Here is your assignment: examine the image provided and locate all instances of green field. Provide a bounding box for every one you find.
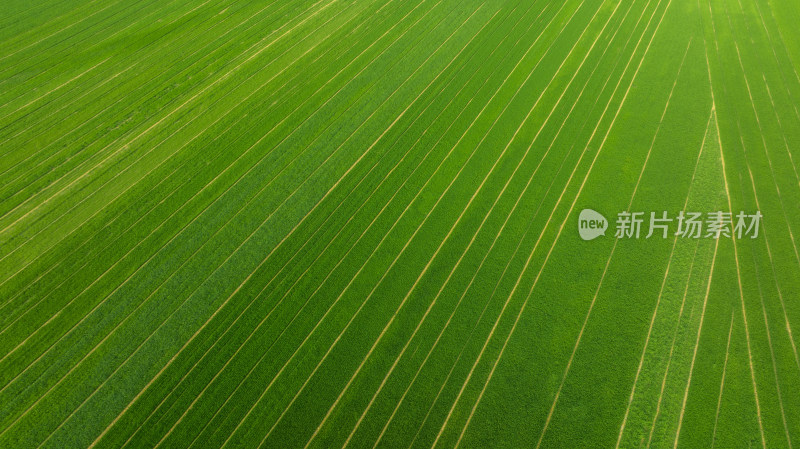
[1,0,799,447]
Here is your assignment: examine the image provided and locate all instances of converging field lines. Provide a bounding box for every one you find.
[3,0,800,447]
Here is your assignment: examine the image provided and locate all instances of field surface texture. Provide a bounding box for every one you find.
[1,0,800,447]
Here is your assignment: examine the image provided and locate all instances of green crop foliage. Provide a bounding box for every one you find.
[1,0,799,447]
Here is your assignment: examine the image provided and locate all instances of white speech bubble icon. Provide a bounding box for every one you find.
[578,209,608,241]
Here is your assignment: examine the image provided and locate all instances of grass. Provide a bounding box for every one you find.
[1,0,800,447]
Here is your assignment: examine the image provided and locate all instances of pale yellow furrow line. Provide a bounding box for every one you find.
[762,77,800,215]
[384,2,655,445]
[533,12,675,442]
[0,0,300,185]
[0,0,408,340]
[0,1,428,438]
[433,0,668,441]
[184,44,486,449]
[312,0,626,446]
[0,0,336,235]
[459,1,672,444]
[0,4,353,318]
[723,0,792,443]
[755,1,800,100]
[438,0,663,438]
[0,0,360,379]
[0,61,138,150]
[0,0,341,280]
[645,240,703,447]
[190,18,491,447]
[0,0,111,65]
[613,63,703,447]
[227,4,554,438]
[212,7,493,447]
[0,2,384,316]
[741,155,793,448]
[0,0,200,126]
[752,0,800,125]
[173,9,496,449]
[0,58,110,124]
[691,2,765,444]
[24,3,452,445]
[711,310,736,449]
[727,4,800,373]
[299,10,512,449]
[0,0,204,102]
[0,0,218,150]
[671,211,721,449]
[143,27,470,449]
[85,3,417,446]
[713,112,766,447]
[459,10,680,449]
[326,4,614,444]
[355,1,639,445]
